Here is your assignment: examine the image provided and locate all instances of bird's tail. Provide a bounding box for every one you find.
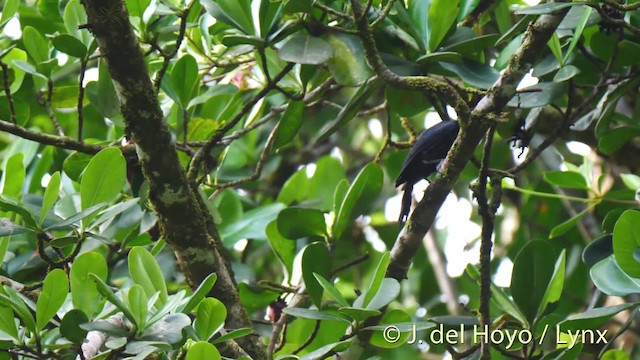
[398,184,413,226]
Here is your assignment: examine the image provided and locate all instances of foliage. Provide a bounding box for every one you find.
[0,0,640,359]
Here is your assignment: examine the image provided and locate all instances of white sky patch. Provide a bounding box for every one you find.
[493,258,514,288]
[424,111,442,128]
[3,17,21,40]
[56,52,69,66]
[566,141,591,156]
[446,105,458,120]
[523,0,541,5]
[233,239,248,252]
[517,70,539,90]
[368,118,383,139]
[305,163,316,178]
[511,146,529,164]
[83,67,99,87]
[444,221,482,277]
[41,173,52,188]
[363,221,387,252]
[330,147,344,163]
[384,192,403,223]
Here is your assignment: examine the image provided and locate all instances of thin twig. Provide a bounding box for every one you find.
[292,320,321,355]
[153,1,192,92]
[370,0,397,28]
[0,61,17,124]
[77,58,87,141]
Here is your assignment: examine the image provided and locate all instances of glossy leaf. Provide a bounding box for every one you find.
[369,309,412,348]
[549,207,589,239]
[277,207,326,239]
[510,241,557,323]
[0,305,19,341]
[36,268,69,331]
[186,341,221,360]
[40,171,60,224]
[71,252,108,317]
[515,2,578,15]
[559,303,639,332]
[282,307,350,323]
[613,210,640,278]
[359,252,390,309]
[194,297,226,341]
[266,220,296,281]
[274,100,304,151]
[313,273,349,307]
[80,148,126,210]
[0,287,36,333]
[537,250,565,319]
[23,26,49,64]
[324,33,372,86]
[127,285,148,329]
[170,55,199,107]
[179,273,217,314]
[591,256,640,296]
[125,0,152,18]
[60,309,89,343]
[129,246,168,305]
[277,35,333,65]
[221,203,286,245]
[200,0,254,34]
[52,34,87,58]
[301,242,330,308]
[333,163,383,239]
[1,153,24,198]
[564,7,592,63]
[428,0,459,51]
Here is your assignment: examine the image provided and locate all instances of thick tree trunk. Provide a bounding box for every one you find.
[80,1,265,358]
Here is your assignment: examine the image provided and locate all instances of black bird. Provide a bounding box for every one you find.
[395,121,459,225]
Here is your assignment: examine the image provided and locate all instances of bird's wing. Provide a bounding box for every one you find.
[395,121,459,187]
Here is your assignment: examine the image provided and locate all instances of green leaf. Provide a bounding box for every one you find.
[64,0,91,45]
[129,246,168,306]
[549,207,589,239]
[282,307,350,323]
[211,327,253,344]
[277,207,327,239]
[428,0,459,51]
[583,234,613,267]
[0,197,37,229]
[360,252,390,309]
[186,341,221,360]
[36,268,69,331]
[598,127,640,155]
[0,0,19,26]
[125,0,152,18]
[547,32,563,66]
[273,100,304,151]
[40,171,60,224]
[23,26,49,64]
[559,303,639,332]
[369,309,412,348]
[510,241,557,323]
[466,265,528,327]
[127,285,148,329]
[0,306,19,341]
[553,65,580,83]
[416,51,462,64]
[337,307,381,323]
[507,82,564,108]
[89,273,136,323]
[315,78,381,144]
[544,171,588,189]
[1,153,24,198]
[38,0,63,22]
[200,0,254,34]
[0,235,10,263]
[333,163,383,239]
[221,203,286,246]
[12,59,47,80]
[324,33,373,86]
[140,313,191,343]
[60,309,88,343]
[601,350,631,360]
[179,273,217,314]
[0,219,27,237]
[564,7,591,63]
[537,250,565,319]
[71,252,108,317]
[277,35,333,64]
[613,210,640,278]
[301,242,330,308]
[591,256,640,296]
[515,2,579,15]
[170,55,199,107]
[385,88,431,117]
[80,148,126,210]
[52,34,87,58]
[266,220,296,282]
[85,59,122,120]
[440,60,500,89]
[0,287,36,333]
[621,174,640,190]
[45,203,106,231]
[194,297,226,341]
[313,273,349,307]
[298,340,352,360]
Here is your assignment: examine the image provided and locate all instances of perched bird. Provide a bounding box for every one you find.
[395,121,459,225]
